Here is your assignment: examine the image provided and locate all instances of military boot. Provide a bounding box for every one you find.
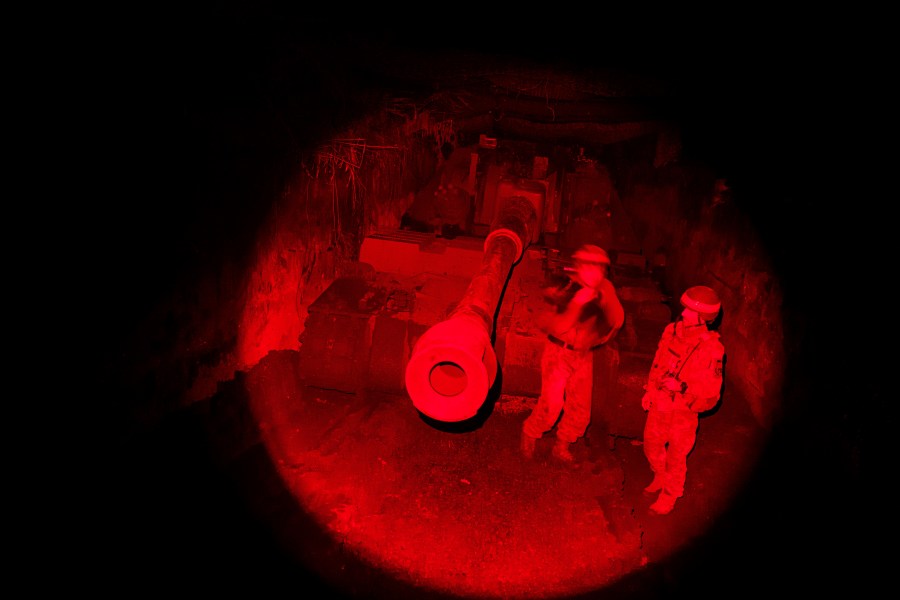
[552,439,575,463]
[649,491,677,515]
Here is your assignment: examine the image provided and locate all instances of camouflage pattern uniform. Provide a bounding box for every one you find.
[642,320,725,499]
[523,277,624,444]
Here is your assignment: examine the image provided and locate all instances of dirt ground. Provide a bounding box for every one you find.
[92,347,771,599]
[89,337,884,600]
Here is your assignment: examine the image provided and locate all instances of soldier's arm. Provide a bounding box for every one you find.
[645,323,675,389]
[593,281,625,345]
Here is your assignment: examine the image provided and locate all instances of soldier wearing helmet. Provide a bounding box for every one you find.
[640,285,726,515]
[521,244,625,464]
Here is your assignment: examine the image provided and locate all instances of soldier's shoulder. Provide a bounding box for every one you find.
[701,331,725,351]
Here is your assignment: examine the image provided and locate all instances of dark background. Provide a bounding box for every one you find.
[81,10,887,598]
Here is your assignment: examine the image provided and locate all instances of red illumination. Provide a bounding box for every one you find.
[430,362,468,397]
[244,347,766,598]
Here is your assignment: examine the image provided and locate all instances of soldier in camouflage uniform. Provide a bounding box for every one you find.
[641,285,725,514]
[521,245,625,464]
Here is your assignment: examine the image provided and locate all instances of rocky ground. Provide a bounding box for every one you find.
[95,347,778,599]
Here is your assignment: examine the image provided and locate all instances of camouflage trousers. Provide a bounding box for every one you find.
[642,409,699,497]
[523,341,593,443]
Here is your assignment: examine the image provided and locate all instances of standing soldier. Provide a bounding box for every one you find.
[641,285,725,514]
[521,244,625,464]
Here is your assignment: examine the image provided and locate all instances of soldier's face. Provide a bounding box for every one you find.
[681,307,702,325]
[577,262,605,288]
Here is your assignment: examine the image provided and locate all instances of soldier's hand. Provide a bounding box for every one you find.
[660,376,682,392]
[573,286,598,305]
